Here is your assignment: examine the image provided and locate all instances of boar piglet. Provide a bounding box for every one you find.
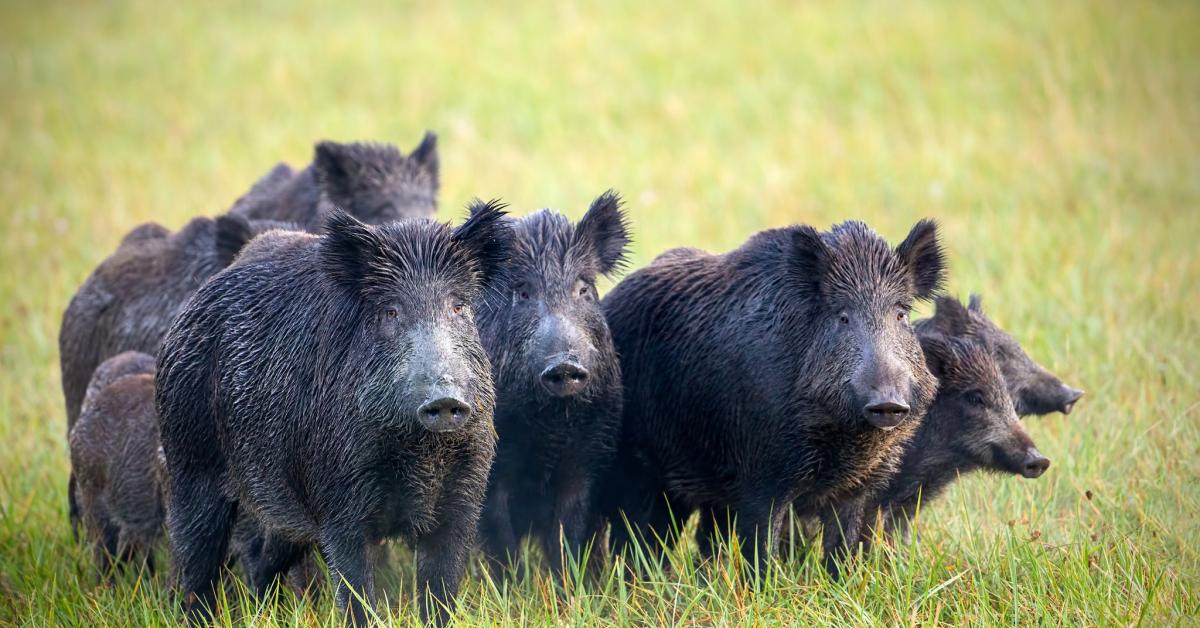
[156,204,512,625]
[60,213,296,531]
[477,191,630,576]
[70,352,163,578]
[917,294,1083,416]
[600,219,945,572]
[233,131,439,231]
[856,331,1051,546]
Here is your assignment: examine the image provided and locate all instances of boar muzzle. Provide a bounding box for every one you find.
[540,358,590,398]
[417,394,473,432]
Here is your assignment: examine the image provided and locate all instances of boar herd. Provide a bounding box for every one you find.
[58,132,1084,624]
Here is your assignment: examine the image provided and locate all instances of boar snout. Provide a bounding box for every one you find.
[540,358,590,398]
[417,393,473,432]
[862,399,911,430]
[1020,448,1051,478]
[1060,386,1084,415]
[855,344,915,430]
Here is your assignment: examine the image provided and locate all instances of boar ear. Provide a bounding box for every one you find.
[319,209,383,290]
[575,189,632,276]
[789,225,830,295]
[410,131,439,181]
[968,292,984,314]
[920,333,958,381]
[895,219,946,300]
[930,295,971,336]
[213,214,258,268]
[314,141,358,205]
[456,199,514,291]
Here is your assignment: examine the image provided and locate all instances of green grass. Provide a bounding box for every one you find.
[1,0,1198,624]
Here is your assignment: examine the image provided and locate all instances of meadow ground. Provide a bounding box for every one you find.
[1,0,1197,625]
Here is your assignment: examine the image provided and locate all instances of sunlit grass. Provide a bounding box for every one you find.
[1,0,1197,624]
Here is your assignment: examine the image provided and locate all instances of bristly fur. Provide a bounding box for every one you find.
[598,218,945,575]
[475,192,630,576]
[319,201,513,304]
[233,132,440,230]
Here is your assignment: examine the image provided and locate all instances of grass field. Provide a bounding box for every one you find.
[1,0,1198,624]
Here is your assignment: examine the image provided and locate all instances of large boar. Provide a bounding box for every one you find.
[156,205,512,625]
[599,220,945,570]
[476,192,630,575]
[232,132,439,230]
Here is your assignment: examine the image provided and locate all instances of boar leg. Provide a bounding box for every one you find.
[544,474,593,577]
[480,484,520,577]
[416,514,475,626]
[732,500,785,575]
[168,474,236,623]
[248,532,307,598]
[319,530,374,626]
[820,497,867,580]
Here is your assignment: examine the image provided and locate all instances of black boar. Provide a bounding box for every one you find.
[60,213,295,531]
[69,352,163,577]
[232,132,439,231]
[156,204,512,625]
[599,219,945,569]
[476,191,630,576]
[917,294,1083,416]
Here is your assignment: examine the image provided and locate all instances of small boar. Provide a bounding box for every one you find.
[476,192,630,576]
[599,219,945,570]
[69,352,162,577]
[857,331,1051,545]
[232,132,439,231]
[60,213,296,532]
[917,295,1083,416]
[156,205,512,625]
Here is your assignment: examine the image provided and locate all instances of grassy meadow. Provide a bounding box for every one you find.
[1,0,1198,624]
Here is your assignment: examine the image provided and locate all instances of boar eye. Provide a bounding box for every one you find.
[838,312,850,326]
[451,303,466,316]
[385,308,398,319]
[964,390,986,406]
[576,281,591,300]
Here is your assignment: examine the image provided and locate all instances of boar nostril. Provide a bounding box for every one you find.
[1021,449,1050,478]
[540,362,590,398]
[862,401,910,430]
[417,397,472,432]
[1060,387,1084,415]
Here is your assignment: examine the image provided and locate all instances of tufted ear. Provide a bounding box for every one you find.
[575,189,632,276]
[968,292,984,314]
[410,130,439,182]
[895,219,946,300]
[456,199,514,292]
[789,225,831,296]
[920,332,959,381]
[213,214,258,268]
[314,141,360,207]
[319,209,384,290]
[928,295,972,336]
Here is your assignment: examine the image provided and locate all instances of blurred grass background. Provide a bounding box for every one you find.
[1,0,1197,624]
